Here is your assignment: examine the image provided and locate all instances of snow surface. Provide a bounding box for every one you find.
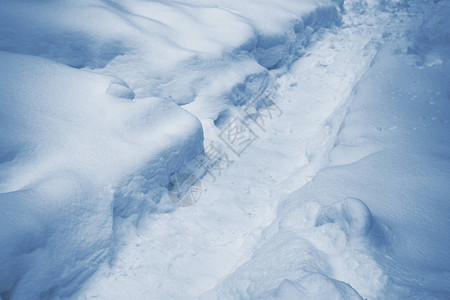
[1,0,449,299]
[0,51,203,299]
[203,2,450,299]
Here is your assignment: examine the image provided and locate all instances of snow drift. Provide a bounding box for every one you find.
[0,52,203,298]
[0,0,343,298]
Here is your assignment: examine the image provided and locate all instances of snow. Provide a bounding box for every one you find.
[0,52,203,298]
[0,0,342,298]
[73,2,386,299]
[1,0,449,299]
[200,1,450,299]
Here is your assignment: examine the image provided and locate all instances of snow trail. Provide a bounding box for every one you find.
[1,0,446,298]
[75,4,399,299]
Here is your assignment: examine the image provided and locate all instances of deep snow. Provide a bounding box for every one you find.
[205,2,450,297]
[0,51,203,299]
[0,0,449,299]
[0,0,342,298]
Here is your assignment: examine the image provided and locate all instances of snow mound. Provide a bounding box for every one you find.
[0,0,342,103]
[0,51,203,299]
[271,275,363,300]
[0,0,344,297]
[203,196,385,299]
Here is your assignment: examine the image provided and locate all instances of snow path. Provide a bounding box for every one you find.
[76,7,397,300]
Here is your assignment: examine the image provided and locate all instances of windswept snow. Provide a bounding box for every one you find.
[1,0,449,299]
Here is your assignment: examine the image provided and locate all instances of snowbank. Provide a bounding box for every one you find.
[0,0,344,298]
[0,0,342,107]
[0,52,203,299]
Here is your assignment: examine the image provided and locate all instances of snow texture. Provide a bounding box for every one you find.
[0,0,449,299]
[0,0,342,298]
